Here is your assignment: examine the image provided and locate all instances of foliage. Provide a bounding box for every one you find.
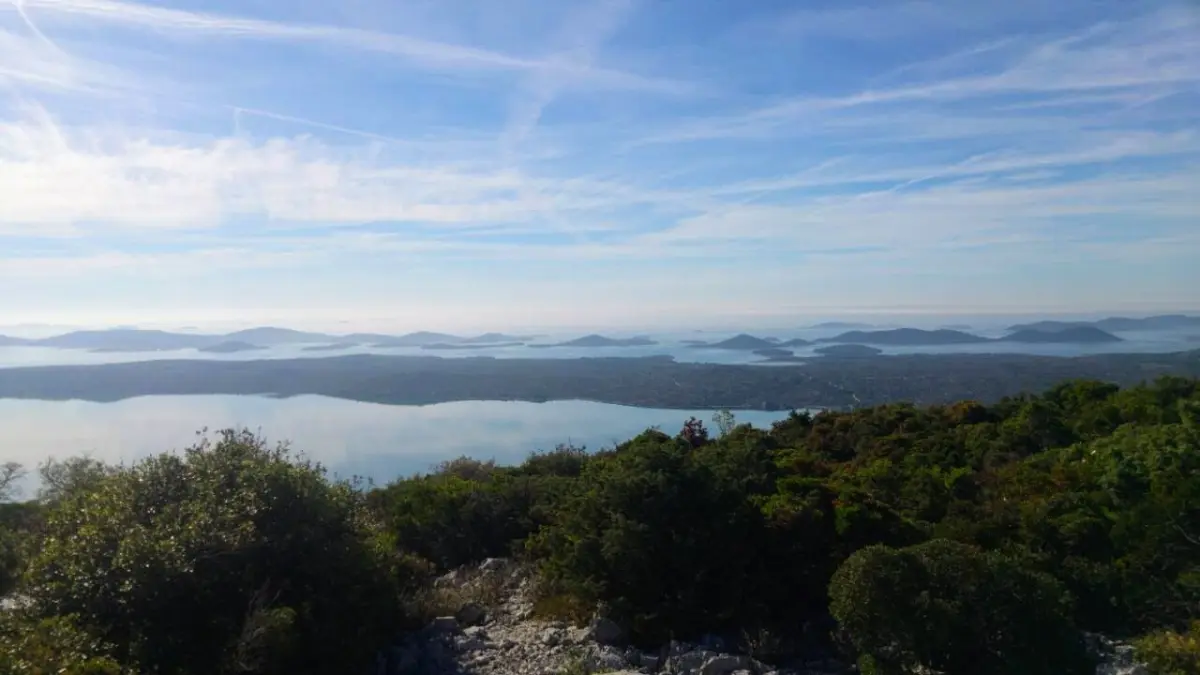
[36,456,116,504]
[530,429,770,643]
[1137,622,1200,675]
[21,429,407,675]
[2,376,1199,669]
[829,539,1092,675]
[0,462,23,502]
[0,612,125,675]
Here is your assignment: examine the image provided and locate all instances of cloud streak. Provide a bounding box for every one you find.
[0,0,1197,324]
[16,0,692,95]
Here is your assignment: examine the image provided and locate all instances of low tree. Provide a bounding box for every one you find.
[24,429,408,675]
[829,539,1093,675]
[0,463,23,502]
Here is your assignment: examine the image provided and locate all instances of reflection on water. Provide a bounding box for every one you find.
[0,396,793,493]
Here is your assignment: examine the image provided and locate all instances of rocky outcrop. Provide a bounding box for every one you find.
[373,560,1147,675]
[374,559,845,675]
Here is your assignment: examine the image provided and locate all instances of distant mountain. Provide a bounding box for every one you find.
[422,342,525,351]
[36,329,216,351]
[777,338,812,347]
[815,344,883,358]
[820,329,991,346]
[0,335,30,346]
[692,334,777,350]
[1008,315,1200,333]
[372,332,464,348]
[940,324,973,331]
[1000,327,1123,344]
[198,341,267,354]
[532,335,657,348]
[302,343,360,352]
[222,327,334,345]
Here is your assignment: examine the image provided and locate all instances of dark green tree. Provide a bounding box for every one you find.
[830,539,1093,675]
[24,429,408,675]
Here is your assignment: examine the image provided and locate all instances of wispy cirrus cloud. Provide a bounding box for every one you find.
[13,0,693,95]
[0,0,1196,327]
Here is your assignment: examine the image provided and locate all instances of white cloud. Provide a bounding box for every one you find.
[0,0,1197,322]
[0,109,694,233]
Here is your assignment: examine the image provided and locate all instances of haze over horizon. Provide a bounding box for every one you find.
[2,0,1197,330]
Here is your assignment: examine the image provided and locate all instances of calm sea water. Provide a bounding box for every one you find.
[0,396,793,495]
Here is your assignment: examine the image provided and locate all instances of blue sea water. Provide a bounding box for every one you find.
[0,396,794,495]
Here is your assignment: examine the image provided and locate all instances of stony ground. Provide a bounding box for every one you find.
[375,558,845,675]
[373,558,1149,675]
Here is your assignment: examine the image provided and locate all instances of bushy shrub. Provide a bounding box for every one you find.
[24,429,408,675]
[829,539,1093,675]
[1137,622,1200,675]
[0,613,124,675]
[530,430,775,644]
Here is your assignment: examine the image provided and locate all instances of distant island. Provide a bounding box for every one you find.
[1000,327,1122,344]
[752,348,796,359]
[301,343,360,352]
[36,329,215,351]
[421,342,525,350]
[1008,314,1200,333]
[0,350,1196,411]
[808,322,874,330]
[0,327,540,353]
[197,341,267,354]
[0,319,1174,355]
[691,334,777,350]
[821,327,1123,346]
[371,332,466,348]
[529,335,657,348]
[689,334,812,350]
[458,333,534,344]
[221,328,332,345]
[815,344,884,358]
[820,329,991,346]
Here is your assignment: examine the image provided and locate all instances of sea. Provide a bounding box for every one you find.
[0,321,1195,494]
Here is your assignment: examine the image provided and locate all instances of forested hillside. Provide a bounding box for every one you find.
[1,377,1198,674]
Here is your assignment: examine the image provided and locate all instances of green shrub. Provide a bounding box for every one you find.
[1137,622,1200,675]
[24,429,408,675]
[530,430,772,644]
[0,613,125,675]
[829,539,1093,675]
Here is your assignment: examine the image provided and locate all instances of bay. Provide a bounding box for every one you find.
[0,396,793,495]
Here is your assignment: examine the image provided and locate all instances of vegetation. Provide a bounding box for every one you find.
[1,377,1198,673]
[0,349,1198,410]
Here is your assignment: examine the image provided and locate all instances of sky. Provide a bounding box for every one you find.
[0,0,1198,333]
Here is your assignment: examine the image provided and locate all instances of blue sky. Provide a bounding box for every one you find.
[0,0,1197,332]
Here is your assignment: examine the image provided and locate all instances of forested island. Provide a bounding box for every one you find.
[0,350,1198,410]
[2,377,1197,673]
